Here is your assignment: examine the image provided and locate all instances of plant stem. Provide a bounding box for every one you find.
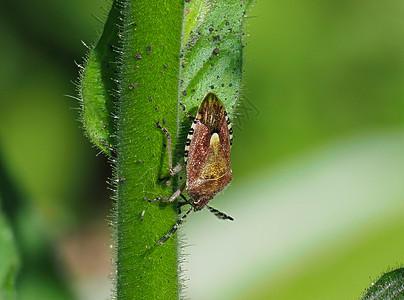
[115,0,184,299]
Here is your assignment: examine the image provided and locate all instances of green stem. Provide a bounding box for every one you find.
[115,0,184,298]
[80,0,252,298]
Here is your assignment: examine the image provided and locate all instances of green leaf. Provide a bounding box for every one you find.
[79,0,120,156]
[180,0,252,116]
[361,268,404,300]
[0,211,19,300]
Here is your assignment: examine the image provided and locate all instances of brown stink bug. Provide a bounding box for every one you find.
[149,92,234,244]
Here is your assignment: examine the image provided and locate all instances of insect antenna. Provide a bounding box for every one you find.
[157,207,193,245]
[206,205,234,221]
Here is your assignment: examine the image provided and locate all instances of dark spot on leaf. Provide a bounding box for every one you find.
[182,90,187,96]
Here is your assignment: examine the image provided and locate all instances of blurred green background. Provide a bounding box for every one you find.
[0,0,403,299]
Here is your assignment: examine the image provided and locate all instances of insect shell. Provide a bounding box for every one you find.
[184,92,234,211]
[151,93,234,244]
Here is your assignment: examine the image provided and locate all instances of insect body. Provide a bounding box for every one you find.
[151,93,234,244]
[185,93,233,210]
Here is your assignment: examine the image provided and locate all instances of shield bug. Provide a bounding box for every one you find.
[149,93,234,244]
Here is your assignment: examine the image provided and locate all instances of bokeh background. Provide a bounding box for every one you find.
[1,0,404,299]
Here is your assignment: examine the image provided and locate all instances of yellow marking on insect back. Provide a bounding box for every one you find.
[201,133,227,180]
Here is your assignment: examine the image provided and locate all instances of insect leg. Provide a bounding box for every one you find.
[156,120,183,175]
[145,195,167,203]
[206,205,234,221]
[144,182,186,203]
[167,182,186,203]
[180,103,195,121]
[157,207,193,245]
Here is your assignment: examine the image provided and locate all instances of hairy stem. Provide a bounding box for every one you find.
[115,0,184,299]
